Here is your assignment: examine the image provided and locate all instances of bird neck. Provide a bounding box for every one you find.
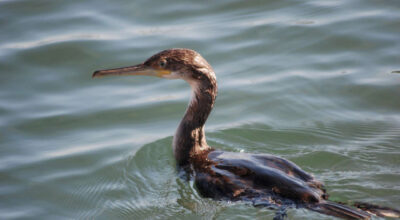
[173,75,217,166]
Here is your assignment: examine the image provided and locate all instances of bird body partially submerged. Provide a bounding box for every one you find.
[193,150,325,202]
[93,48,399,220]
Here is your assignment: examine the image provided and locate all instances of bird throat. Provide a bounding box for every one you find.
[173,76,217,166]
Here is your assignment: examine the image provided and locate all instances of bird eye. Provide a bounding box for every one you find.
[159,60,166,68]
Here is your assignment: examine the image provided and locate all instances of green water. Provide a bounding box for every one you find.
[1,0,400,219]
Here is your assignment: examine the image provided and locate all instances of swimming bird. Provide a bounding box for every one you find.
[93,48,400,220]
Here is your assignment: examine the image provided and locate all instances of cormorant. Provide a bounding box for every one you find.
[93,48,400,220]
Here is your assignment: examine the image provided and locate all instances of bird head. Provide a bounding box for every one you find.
[92,48,214,84]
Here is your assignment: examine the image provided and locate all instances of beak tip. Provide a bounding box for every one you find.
[92,70,100,78]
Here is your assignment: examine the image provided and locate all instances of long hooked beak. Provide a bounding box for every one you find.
[92,63,171,78]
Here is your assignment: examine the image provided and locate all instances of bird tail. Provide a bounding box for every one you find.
[307,201,371,220]
[354,202,400,218]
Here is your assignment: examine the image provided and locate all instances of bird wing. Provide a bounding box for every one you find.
[204,150,325,203]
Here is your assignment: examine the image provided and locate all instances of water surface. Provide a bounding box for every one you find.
[1,0,400,219]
